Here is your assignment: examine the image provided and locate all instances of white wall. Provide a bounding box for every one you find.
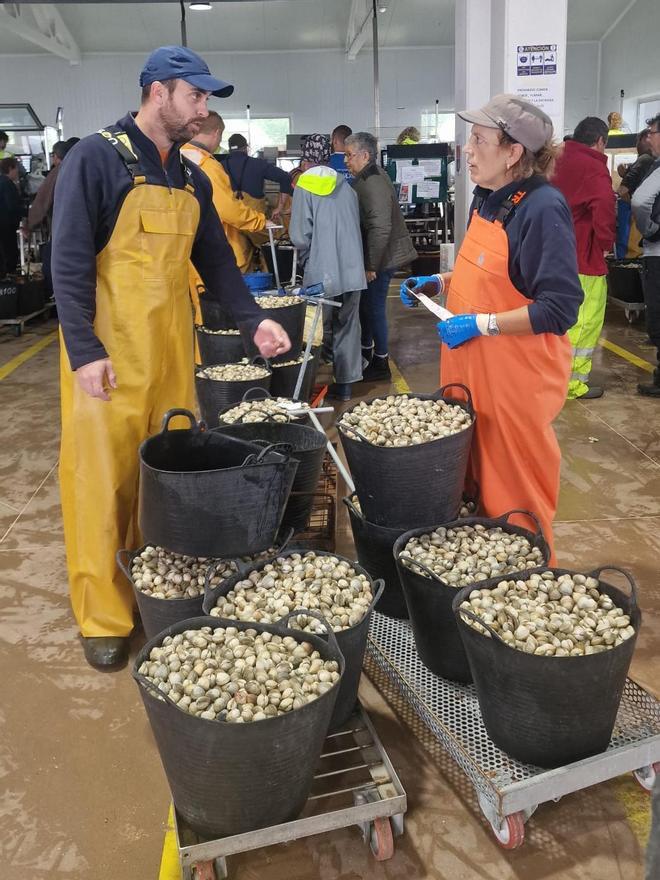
[564,41,600,134]
[0,47,454,146]
[599,0,660,130]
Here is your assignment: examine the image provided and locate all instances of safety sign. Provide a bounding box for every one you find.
[517,44,557,77]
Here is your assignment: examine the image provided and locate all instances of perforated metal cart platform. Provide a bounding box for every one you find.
[366,611,660,848]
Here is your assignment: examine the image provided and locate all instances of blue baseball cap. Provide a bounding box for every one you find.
[139,46,234,98]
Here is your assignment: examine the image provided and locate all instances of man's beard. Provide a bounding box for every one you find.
[160,102,201,144]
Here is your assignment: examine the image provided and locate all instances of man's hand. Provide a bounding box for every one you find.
[366,271,377,282]
[76,358,117,401]
[265,219,278,228]
[254,319,291,359]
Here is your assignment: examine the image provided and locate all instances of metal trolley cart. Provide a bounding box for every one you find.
[366,612,660,849]
[172,704,406,879]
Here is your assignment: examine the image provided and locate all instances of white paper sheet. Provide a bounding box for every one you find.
[394,159,413,183]
[416,180,441,199]
[400,165,426,185]
[418,159,442,176]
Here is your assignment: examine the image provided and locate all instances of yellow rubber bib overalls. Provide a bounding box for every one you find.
[59,129,199,637]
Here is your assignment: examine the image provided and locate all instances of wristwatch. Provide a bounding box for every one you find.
[487,313,501,336]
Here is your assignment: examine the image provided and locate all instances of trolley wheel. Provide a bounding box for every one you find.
[12,325,22,337]
[369,816,395,861]
[490,812,526,850]
[633,761,660,793]
[192,860,217,880]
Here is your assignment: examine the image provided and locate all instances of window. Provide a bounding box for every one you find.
[421,112,455,143]
[220,117,290,155]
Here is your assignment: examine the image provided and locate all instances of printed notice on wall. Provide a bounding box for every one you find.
[510,41,563,135]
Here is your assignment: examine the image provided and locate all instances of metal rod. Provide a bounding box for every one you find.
[314,762,379,781]
[307,782,378,802]
[372,0,380,138]
[179,0,187,46]
[267,224,281,290]
[246,103,251,150]
[320,744,370,759]
[306,409,356,494]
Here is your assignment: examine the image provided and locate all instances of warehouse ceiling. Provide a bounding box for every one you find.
[0,0,638,57]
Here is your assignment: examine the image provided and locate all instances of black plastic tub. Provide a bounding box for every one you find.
[195,358,272,428]
[196,326,247,366]
[0,279,18,319]
[343,495,408,619]
[217,388,311,427]
[394,510,550,683]
[269,345,320,401]
[242,297,306,362]
[16,277,46,314]
[338,385,475,529]
[198,296,238,331]
[133,612,344,838]
[138,409,298,558]
[202,551,384,730]
[216,422,327,533]
[116,529,294,641]
[453,566,641,768]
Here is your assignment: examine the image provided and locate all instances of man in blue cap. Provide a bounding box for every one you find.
[52,46,291,671]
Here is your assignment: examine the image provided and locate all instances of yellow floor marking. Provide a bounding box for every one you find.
[0,330,58,381]
[599,337,654,374]
[159,804,182,880]
[389,356,411,394]
[611,776,652,850]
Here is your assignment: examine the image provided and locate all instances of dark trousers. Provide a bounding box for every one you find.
[360,269,395,357]
[0,229,18,277]
[642,256,660,384]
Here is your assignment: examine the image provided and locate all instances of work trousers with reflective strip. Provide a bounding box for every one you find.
[567,274,608,399]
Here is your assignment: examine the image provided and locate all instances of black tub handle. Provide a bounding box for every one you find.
[337,420,370,443]
[438,383,474,414]
[242,387,273,402]
[367,579,385,613]
[116,548,134,582]
[588,566,639,616]
[455,604,510,648]
[396,549,444,584]
[342,495,364,522]
[251,355,271,372]
[203,556,239,595]
[276,608,342,659]
[497,508,544,539]
[160,408,199,433]
[242,441,292,467]
[232,526,295,576]
[136,671,176,705]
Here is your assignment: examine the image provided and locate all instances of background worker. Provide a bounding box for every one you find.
[0,130,13,159]
[401,95,582,558]
[631,114,660,398]
[220,132,293,224]
[182,110,275,337]
[328,124,353,180]
[0,157,22,276]
[289,134,366,401]
[619,129,655,259]
[345,131,417,381]
[396,126,421,145]
[553,116,616,400]
[52,45,290,671]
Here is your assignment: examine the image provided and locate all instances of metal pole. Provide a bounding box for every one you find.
[246,104,251,150]
[372,0,380,139]
[179,0,187,47]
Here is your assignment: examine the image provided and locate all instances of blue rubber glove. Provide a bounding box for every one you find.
[437,314,484,349]
[399,275,443,308]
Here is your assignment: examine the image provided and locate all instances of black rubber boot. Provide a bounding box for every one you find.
[578,386,604,399]
[326,382,352,401]
[81,636,130,670]
[361,354,391,382]
[638,382,660,397]
[361,346,374,367]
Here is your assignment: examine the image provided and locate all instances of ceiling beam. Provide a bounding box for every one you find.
[346,0,373,61]
[0,3,81,63]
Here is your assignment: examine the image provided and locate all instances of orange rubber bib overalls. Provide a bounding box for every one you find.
[440,186,571,560]
[59,129,199,637]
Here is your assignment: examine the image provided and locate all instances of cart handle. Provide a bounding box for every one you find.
[588,566,639,616]
[276,608,342,660]
[438,383,474,415]
[159,408,200,433]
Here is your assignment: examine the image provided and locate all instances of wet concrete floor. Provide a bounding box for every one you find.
[0,295,658,879]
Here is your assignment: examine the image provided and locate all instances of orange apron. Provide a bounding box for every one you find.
[440,210,571,560]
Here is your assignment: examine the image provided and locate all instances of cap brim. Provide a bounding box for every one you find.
[457,108,499,129]
[184,73,234,98]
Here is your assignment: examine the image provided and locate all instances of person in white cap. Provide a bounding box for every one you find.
[401,94,583,560]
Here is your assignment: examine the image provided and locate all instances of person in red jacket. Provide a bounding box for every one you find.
[553,117,616,399]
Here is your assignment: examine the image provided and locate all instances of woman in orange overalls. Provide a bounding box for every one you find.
[401,95,583,559]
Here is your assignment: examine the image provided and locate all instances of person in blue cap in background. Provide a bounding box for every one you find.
[52,46,291,671]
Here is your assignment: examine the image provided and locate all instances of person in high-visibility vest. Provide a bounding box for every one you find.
[401,95,583,559]
[52,46,291,670]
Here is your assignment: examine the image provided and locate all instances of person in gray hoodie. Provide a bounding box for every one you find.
[290,134,367,401]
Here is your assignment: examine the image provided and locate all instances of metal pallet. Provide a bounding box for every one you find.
[366,611,660,848]
[174,704,406,879]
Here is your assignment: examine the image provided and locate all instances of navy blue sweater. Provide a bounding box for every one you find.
[52,113,263,370]
[470,176,583,335]
[219,152,293,199]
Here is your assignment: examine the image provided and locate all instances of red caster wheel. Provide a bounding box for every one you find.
[633,762,660,793]
[490,812,525,850]
[192,861,217,880]
[369,816,395,861]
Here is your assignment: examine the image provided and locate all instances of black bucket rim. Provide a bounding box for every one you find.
[116,526,296,607]
[216,389,310,425]
[139,409,290,477]
[215,421,327,455]
[202,547,385,635]
[338,384,475,450]
[133,610,346,726]
[393,508,551,589]
[452,565,642,662]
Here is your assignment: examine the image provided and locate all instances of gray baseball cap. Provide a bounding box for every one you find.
[458,94,553,152]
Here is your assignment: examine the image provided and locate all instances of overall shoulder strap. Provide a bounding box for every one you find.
[221,153,248,199]
[97,126,144,184]
[494,175,547,226]
[178,153,196,194]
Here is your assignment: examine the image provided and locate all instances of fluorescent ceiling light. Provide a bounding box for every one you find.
[190,1,212,10]
[378,5,387,12]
